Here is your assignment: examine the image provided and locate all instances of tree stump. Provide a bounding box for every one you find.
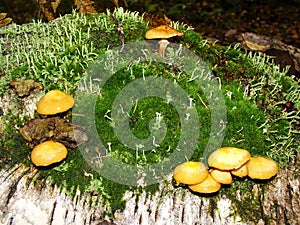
[0,155,299,225]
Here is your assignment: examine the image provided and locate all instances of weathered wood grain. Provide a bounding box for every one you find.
[0,156,299,225]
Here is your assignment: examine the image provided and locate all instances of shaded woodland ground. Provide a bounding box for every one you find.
[1,0,300,48]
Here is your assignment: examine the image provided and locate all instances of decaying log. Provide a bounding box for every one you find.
[0,156,299,225]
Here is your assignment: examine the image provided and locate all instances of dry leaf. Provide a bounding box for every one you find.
[0,13,7,20]
[242,33,270,52]
[0,17,13,27]
[51,0,61,13]
[111,0,119,8]
[75,0,96,14]
[243,40,270,51]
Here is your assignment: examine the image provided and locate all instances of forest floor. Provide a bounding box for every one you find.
[152,0,300,48]
[1,0,300,48]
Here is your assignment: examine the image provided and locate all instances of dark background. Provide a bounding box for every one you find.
[1,0,300,47]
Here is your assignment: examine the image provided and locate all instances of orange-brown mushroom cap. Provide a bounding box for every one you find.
[210,168,232,185]
[145,25,183,39]
[188,174,221,194]
[37,90,74,115]
[247,156,278,179]
[173,161,208,185]
[208,147,251,170]
[31,140,68,166]
[231,163,248,178]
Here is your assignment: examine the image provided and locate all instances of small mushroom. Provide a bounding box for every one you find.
[37,90,74,115]
[173,161,208,185]
[188,174,221,194]
[31,140,68,166]
[145,25,183,56]
[231,163,248,178]
[208,147,251,170]
[246,156,278,179]
[210,168,232,185]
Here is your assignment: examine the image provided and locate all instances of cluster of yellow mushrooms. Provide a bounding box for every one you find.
[30,90,74,166]
[173,147,279,194]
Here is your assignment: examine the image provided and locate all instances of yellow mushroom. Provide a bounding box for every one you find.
[231,163,248,178]
[31,140,68,166]
[246,156,278,179]
[145,25,183,56]
[173,161,208,185]
[208,147,251,170]
[188,174,221,194]
[210,168,232,185]
[145,25,183,39]
[37,90,74,115]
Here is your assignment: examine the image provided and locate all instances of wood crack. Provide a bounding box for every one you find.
[5,167,30,205]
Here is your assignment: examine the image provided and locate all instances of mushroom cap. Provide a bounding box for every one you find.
[173,161,208,185]
[188,174,221,194]
[210,168,232,185]
[231,163,248,178]
[145,25,184,39]
[247,156,278,179]
[31,140,68,166]
[37,90,74,115]
[208,147,251,170]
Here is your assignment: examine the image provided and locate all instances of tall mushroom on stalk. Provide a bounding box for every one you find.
[145,25,184,56]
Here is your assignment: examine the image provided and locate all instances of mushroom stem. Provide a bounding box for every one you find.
[158,39,169,57]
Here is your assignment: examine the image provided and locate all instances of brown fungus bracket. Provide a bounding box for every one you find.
[19,117,88,149]
[9,79,43,97]
[145,25,184,57]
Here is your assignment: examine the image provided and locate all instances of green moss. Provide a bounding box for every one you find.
[221,84,271,155]
[0,115,30,168]
[94,63,183,166]
[0,8,299,220]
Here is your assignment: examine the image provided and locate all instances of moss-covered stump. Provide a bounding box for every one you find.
[0,8,299,225]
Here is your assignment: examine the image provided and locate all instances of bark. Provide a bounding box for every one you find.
[0,156,299,225]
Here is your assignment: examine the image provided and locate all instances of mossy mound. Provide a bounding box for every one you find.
[0,8,299,218]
